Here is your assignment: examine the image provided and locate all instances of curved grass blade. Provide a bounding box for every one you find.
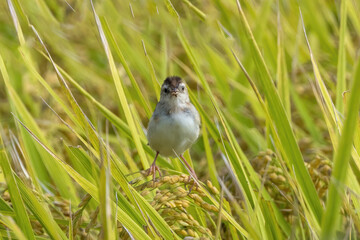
[30,25,100,159]
[4,2,78,201]
[0,55,78,202]
[14,115,153,240]
[0,132,35,240]
[335,0,347,114]
[14,175,68,240]
[91,1,149,169]
[181,0,206,21]
[276,2,290,119]
[99,134,115,240]
[235,0,323,224]
[100,18,152,117]
[0,215,27,240]
[321,58,360,240]
[142,40,160,100]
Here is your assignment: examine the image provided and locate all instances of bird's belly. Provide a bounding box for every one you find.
[147,113,199,157]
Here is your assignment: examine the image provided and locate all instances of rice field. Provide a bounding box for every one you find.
[0,0,360,239]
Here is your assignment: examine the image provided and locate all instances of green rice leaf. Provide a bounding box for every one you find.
[91,1,149,169]
[0,215,27,240]
[321,58,360,240]
[235,0,323,224]
[14,115,152,240]
[335,0,348,113]
[0,131,35,240]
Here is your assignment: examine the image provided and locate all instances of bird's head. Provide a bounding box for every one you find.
[160,76,189,103]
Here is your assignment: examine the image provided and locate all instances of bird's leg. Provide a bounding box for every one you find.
[180,155,198,192]
[147,152,161,181]
[180,155,198,179]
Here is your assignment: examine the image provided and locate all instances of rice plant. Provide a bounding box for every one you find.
[0,0,359,239]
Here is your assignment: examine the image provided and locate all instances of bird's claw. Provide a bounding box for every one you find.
[184,174,199,194]
[187,181,199,194]
[146,164,162,181]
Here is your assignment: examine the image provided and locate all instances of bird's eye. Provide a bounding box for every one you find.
[164,88,169,93]
[181,86,185,91]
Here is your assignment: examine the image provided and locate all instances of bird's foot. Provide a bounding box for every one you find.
[187,180,199,194]
[179,154,198,193]
[184,171,199,194]
[146,164,162,181]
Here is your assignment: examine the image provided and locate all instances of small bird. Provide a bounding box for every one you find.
[147,76,201,181]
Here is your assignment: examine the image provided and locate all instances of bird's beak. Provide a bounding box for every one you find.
[171,89,179,97]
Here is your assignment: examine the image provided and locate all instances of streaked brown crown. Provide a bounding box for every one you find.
[163,76,183,88]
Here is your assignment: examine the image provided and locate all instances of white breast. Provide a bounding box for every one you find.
[147,111,200,157]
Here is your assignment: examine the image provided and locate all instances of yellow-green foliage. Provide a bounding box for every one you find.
[0,0,360,239]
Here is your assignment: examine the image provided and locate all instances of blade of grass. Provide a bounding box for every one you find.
[231,50,293,236]
[63,144,98,185]
[261,201,283,240]
[99,17,152,118]
[202,124,219,189]
[290,86,323,143]
[91,1,149,169]
[14,175,68,240]
[320,58,360,239]
[30,25,101,160]
[0,215,27,240]
[142,40,160,100]
[99,127,115,240]
[0,131,35,240]
[0,52,78,202]
[181,0,206,21]
[14,115,153,240]
[5,1,79,200]
[7,0,25,46]
[335,0,348,113]
[0,196,13,214]
[235,0,323,224]
[300,7,360,219]
[276,2,290,119]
